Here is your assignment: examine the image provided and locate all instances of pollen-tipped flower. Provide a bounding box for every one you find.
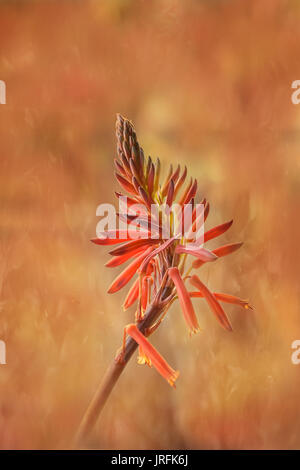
[91,114,251,387]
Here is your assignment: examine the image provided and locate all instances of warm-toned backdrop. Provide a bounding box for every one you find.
[1,0,300,449]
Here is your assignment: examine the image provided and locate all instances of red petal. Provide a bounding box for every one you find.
[105,247,146,267]
[204,220,233,243]
[115,192,141,208]
[121,154,132,177]
[190,275,232,331]
[168,267,200,334]
[129,158,141,183]
[189,291,252,309]
[192,241,242,269]
[115,172,136,195]
[91,230,135,245]
[166,179,175,206]
[171,164,181,184]
[182,179,197,205]
[188,203,205,238]
[173,166,187,199]
[153,158,161,193]
[126,324,179,387]
[213,293,252,309]
[204,202,210,222]
[179,177,192,206]
[175,246,217,262]
[123,278,139,310]
[109,239,157,256]
[117,213,150,232]
[148,163,155,195]
[138,186,151,210]
[114,159,127,176]
[141,276,150,310]
[161,164,173,196]
[108,247,153,293]
[212,242,243,257]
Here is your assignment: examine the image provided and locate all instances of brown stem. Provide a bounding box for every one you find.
[74,298,166,448]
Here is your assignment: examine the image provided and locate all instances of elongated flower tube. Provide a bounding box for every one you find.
[192,241,243,269]
[126,324,179,387]
[204,220,233,242]
[107,246,153,293]
[175,245,218,262]
[189,275,233,331]
[123,278,139,310]
[168,267,200,334]
[189,291,252,310]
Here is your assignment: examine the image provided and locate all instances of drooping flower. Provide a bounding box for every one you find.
[189,275,233,332]
[92,114,251,386]
[168,267,200,334]
[126,324,179,387]
[189,290,252,310]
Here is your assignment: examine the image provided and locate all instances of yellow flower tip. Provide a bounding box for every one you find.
[137,347,152,367]
[168,370,180,388]
[137,356,144,365]
[126,324,178,386]
[244,302,253,310]
[188,326,201,337]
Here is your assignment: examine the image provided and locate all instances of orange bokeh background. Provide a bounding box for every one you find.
[1,0,300,449]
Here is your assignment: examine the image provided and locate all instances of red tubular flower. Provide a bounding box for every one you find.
[168,267,200,334]
[92,114,251,387]
[105,245,150,267]
[189,275,233,331]
[109,239,157,257]
[107,247,153,293]
[126,324,179,387]
[175,245,218,262]
[173,165,187,198]
[192,241,243,269]
[141,276,153,311]
[204,220,233,243]
[123,278,139,310]
[189,291,252,310]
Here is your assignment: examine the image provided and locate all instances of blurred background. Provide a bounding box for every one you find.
[1,0,300,450]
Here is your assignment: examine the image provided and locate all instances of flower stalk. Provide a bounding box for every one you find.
[75,290,169,447]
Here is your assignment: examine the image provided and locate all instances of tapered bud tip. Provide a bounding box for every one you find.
[244,302,253,310]
[168,370,180,388]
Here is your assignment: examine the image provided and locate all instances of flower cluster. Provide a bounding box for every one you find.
[92,114,251,387]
